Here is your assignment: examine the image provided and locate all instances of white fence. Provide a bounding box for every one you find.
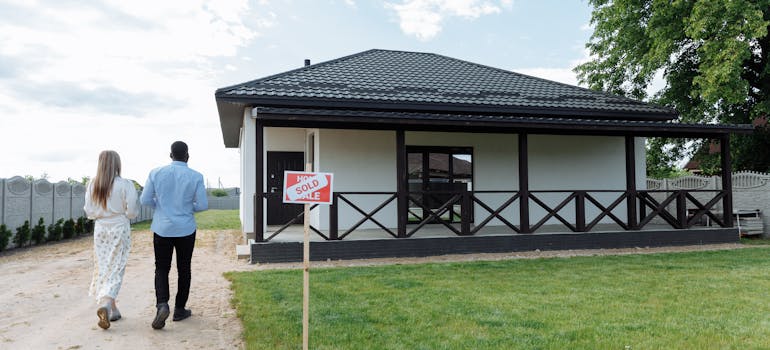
[647,171,770,234]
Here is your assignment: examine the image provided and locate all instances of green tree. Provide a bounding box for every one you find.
[575,0,770,174]
[31,218,47,245]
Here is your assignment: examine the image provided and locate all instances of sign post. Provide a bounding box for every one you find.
[283,168,333,350]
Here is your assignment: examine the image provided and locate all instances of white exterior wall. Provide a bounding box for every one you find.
[528,135,632,225]
[636,137,647,190]
[239,108,256,235]
[239,126,648,234]
[316,129,397,232]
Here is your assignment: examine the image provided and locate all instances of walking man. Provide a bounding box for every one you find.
[140,141,208,329]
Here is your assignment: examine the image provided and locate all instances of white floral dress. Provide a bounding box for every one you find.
[84,177,138,302]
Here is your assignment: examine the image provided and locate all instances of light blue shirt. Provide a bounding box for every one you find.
[140,161,208,237]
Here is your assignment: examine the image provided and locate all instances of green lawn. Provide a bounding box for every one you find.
[226,247,770,349]
[131,209,240,231]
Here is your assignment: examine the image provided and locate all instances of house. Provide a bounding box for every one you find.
[215,49,752,263]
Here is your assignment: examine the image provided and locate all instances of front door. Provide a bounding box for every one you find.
[407,146,473,223]
[267,152,304,225]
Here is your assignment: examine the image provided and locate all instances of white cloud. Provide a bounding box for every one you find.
[0,0,263,187]
[513,48,591,87]
[386,0,506,41]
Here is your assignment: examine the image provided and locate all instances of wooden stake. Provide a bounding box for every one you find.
[302,163,310,350]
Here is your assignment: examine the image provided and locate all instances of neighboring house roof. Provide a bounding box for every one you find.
[215,49,752,147]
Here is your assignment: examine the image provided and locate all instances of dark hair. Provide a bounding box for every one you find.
[171,141,188,160]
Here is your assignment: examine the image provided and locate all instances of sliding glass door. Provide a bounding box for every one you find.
[407,146,473,223]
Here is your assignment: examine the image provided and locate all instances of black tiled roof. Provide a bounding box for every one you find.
[216,49,678,120]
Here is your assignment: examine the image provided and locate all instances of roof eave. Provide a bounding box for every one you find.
[253,107,753,138]
[216,99,246,148]
[216,95,679,122]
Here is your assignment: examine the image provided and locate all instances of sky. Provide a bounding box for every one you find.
[0,0,596,188]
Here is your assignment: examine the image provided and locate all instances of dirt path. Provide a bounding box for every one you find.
[0,229,248,350]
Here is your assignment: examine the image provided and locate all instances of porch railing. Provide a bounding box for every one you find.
[254,189,730,242]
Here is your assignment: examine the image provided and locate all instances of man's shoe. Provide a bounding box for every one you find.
[151,303,170,329]
[173,308,192,321]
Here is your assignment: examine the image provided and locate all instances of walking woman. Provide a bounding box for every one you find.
[84,150,138,330]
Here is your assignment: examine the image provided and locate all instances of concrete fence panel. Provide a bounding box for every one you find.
[4,176,31,235]
[53,181,72,223]
[0,178,4,228]
[71,183,86,219]
[648,171,770,235]
[206,196,239,210]
[31,179,54,226]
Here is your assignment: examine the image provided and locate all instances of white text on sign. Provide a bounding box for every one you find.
[286,174,329,202]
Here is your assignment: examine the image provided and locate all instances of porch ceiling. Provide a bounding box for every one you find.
[254,107,754,138]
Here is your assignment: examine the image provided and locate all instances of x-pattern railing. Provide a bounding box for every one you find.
[265,202,325,241]
[334,193,397,239]
[469,191,520,234]
[406,192,462,237]
[638,190,725,229]
[258,188,729,241]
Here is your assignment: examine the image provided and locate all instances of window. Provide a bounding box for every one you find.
[407,146,473,223]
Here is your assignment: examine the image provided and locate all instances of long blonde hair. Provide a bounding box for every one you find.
[91,150,122,209]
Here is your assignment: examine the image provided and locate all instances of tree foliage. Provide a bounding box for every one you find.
[576,0,770,174]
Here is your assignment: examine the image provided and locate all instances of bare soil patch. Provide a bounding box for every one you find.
[0,229,248,350]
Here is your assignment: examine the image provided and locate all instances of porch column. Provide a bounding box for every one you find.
[255,119,265,242]
[720,134,734,227]
[396,129,407,238]
[518,133,531,233]
[625,136,638,230]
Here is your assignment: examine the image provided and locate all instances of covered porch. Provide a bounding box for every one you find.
[245,108,749,263]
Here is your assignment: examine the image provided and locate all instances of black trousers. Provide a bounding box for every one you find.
[153,232,196,309]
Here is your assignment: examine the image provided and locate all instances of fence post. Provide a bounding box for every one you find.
[575,191,586,232]
[461,189,471,235]
[676,190,687,229]
[330,194,338,240]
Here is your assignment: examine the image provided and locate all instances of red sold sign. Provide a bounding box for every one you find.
[283,171,334,204]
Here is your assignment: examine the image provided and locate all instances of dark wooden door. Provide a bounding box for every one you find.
[267,152,304,225]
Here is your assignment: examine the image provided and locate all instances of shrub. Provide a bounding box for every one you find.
[210,188,229,197]
[86,219,95,233]
[13,220,30,247]
[75,217,87,235]
[62,219,75,239]
[31,218,47,245]
[0,224,11,251]
[48,219,64,242]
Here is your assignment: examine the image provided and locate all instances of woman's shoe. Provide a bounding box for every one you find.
[109,307,122,322]
[97,304,111,329]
